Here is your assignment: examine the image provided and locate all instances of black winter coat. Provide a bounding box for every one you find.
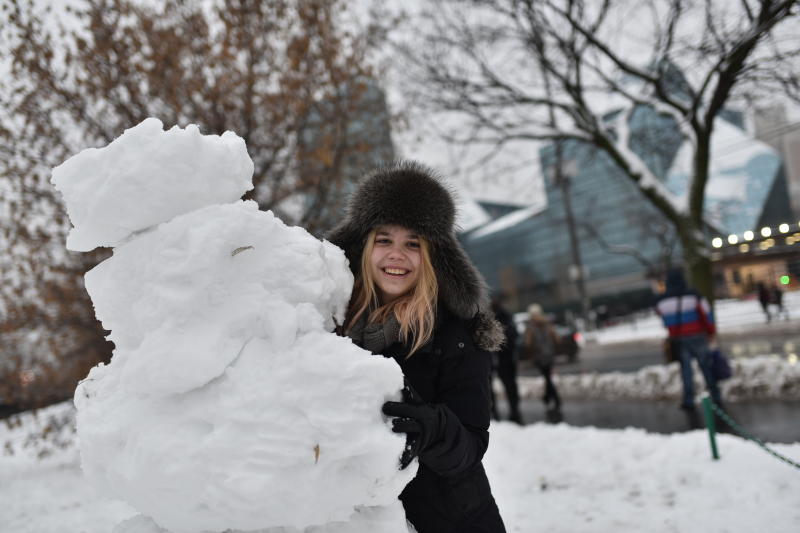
[380,309,506,533]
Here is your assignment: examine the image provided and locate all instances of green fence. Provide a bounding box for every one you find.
[701,396,800,470]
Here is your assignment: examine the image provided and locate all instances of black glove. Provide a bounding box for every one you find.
[382,381,445,469]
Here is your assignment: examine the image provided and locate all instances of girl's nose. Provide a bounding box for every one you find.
[386,244,405,259]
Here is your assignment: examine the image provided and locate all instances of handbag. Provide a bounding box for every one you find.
[663,338,679,363]
[710,348,733,380]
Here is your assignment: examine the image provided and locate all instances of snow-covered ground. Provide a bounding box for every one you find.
[2,402,799,533]
[588,290,800,345]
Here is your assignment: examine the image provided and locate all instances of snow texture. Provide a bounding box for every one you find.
[2,401,799,533]
[53,118,413,532]
[51,118,255,251]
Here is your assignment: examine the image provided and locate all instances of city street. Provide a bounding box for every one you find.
[520,321,800,377]
[509,321,800,444]
[499,397,800,444]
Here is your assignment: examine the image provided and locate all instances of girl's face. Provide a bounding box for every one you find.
[369,224,422,304]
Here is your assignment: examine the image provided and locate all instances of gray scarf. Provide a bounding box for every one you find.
[347,310,402,355]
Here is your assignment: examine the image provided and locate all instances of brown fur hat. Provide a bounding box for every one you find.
[327,160,503,351]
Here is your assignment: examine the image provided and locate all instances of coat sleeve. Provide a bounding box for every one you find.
[418,323,493,478]
[697,297,716,336]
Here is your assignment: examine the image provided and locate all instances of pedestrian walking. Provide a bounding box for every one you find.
[655,268,723,410]
[757,281,772,323]
[490,295,523,424]
[523,303,561,412]
[770,282,789,321]
[329,161,507,533]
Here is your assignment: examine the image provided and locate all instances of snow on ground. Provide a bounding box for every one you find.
[588,290,800,345]
[2,402,799,533]
[512,355,800,403]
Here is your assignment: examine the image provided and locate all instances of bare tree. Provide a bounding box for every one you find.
[398,0,800,302]
[580,204,679,280]
[0,0,392,410]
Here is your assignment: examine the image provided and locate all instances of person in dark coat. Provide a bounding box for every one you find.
[490,295,523,424]
[770,282,789,321]
[757,282,771,322]
[328,161,507,533]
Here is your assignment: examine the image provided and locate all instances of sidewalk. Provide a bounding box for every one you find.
[496,397,800,444]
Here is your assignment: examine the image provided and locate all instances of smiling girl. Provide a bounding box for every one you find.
[329,161,506,533]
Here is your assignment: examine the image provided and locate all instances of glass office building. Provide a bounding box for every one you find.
[461,105,792,317]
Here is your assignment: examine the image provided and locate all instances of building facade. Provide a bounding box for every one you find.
[461,105,794,318]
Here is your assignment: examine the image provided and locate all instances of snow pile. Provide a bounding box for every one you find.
[486,423,800,532]
[51,118,254,251]
[52,119,412,533]
[513,355,800,402]
[3,403,800,533]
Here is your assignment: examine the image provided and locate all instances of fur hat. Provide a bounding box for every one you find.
[327,160,503,352]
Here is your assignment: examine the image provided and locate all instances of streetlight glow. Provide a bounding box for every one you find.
[743,230,754,241]
[712,237,723,248]
[761,226,772,237]
[727,234,738,244]
[779,223,790,233]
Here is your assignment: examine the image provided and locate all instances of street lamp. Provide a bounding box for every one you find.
[547,149,590,326]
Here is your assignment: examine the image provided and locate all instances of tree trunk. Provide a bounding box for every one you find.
[677,222,715,306]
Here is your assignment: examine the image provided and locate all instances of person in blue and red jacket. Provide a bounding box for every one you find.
[655,268,722,409]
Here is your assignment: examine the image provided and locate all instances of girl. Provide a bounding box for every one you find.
[329,161,506,533]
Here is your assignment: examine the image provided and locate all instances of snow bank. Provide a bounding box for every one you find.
[513,355,800,402]
[52,118,413,533]
[51,118,254,251]
[485,423,800,532]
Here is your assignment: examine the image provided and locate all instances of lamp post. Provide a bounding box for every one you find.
[549,142,591,327]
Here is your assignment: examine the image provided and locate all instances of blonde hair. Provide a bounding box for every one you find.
[345,228,438,356]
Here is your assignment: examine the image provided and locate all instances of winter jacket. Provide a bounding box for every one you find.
[655,269,715,338]
[378,307,506,533]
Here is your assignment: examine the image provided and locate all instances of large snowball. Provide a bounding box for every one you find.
[51,118,254,251]
[75,204,413,532]
[83,201,353,395]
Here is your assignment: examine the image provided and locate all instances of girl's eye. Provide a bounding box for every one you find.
[376,238,391,245]
[407,241,420,249]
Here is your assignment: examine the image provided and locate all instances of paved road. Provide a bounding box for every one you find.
[519,324,800,377]
[494,397,800,444]
[508,321,800,445]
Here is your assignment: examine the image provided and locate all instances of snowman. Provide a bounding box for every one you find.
[51,118,414,533]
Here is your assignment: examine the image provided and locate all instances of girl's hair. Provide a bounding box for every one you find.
[345,228,438,356]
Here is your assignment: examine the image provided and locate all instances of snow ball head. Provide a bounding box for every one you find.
[51,118,254,251]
